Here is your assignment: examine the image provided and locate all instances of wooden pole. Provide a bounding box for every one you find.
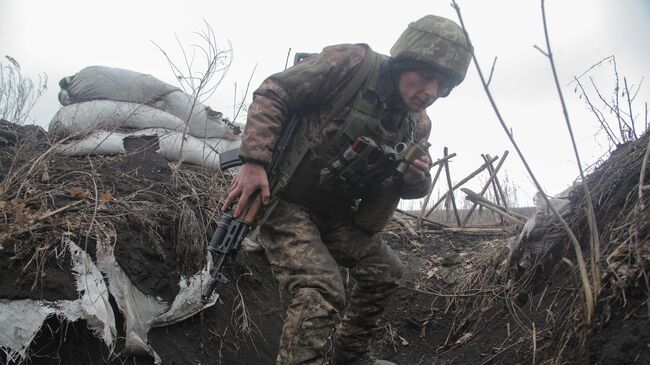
[462,195,525,225]
[443,147,462,226]
[418,163,443,224]
[482,153,504,225]
[425,155,499,216]
[482,154,502,207]
[462,188,528,224]
[461,151,509,227]
[485,153,509,209]
[417,153,456,225]
[440,226,513,235]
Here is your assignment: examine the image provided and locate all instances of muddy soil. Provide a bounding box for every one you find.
[1,120,649,364]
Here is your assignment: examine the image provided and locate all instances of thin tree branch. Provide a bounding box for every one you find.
[623,77,637,139]
[573,76,620,146]
[233,64,257,123]
[487,57,498,87]
[451,0,595,322]
[541,0,601,314]
[533,45,548,57]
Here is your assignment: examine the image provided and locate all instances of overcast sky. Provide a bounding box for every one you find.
[2,0,649,206]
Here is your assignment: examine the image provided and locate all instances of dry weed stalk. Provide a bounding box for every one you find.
[231,272,261,350]
[154,20,231,106]
[153,20,238,171]
[451,0,595,323]
[572,55,647,149]
[175,201,205,273]
[538,0,602,310]
[0,56,47,125]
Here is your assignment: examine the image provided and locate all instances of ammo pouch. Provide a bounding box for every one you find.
[318,136,397,196]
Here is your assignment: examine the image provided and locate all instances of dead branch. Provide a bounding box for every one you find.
[573,76,620,146]
[486,57,498,87]
[540,0,601,304]
[452,0,595,322]
[233,64,257,123]
[623,77,637,139]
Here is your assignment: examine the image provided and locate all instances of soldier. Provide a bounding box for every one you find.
[223,15,472,365]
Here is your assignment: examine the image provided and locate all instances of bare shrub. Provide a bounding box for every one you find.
[0,56,47,125]
[572,55,647,148]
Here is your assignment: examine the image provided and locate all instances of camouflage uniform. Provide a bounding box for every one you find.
[239,44,431,365]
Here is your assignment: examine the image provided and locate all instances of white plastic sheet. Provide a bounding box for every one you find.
[0,239,218,363]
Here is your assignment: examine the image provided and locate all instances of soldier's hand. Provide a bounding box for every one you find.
[402,154,432,185]
[222,162,270,218]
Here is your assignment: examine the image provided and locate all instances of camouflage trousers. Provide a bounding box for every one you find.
[260,199,404,365]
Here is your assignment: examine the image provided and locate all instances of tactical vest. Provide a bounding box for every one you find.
[271,48,419,232]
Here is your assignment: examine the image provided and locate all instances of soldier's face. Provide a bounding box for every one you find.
[398,70,452,112]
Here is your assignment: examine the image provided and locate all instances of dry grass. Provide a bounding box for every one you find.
[434,133,650,364]
[0,121,231,289]
[231,271,262,343]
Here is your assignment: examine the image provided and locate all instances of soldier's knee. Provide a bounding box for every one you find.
[293,286,343,314]
[308,273,345,310]
[325,277,346,310]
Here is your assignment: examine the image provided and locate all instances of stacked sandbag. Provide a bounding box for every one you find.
[49,66,241,170]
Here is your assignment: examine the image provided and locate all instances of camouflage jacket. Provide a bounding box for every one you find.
[239,44,432,203]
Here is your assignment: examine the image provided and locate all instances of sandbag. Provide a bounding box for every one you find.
[49,100,238,140]
[58,65,179,106]
[58,66,239,139]
[52,128,241,170]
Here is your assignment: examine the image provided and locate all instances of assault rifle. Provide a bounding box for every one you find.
[201,115,299,303]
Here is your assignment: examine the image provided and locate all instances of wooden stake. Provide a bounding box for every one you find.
[482,154,502,208]
[443,147,461,226]
[425,155,498,216]
[485,153,509,209]
[461,151,509,227]
[462,188,527,224]
[440,226,513,235]
[417,153,456,225]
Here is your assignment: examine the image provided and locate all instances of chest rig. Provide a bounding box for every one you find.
[274,48,418,215]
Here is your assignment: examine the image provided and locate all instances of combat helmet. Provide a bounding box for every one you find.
[390,15,473,85]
